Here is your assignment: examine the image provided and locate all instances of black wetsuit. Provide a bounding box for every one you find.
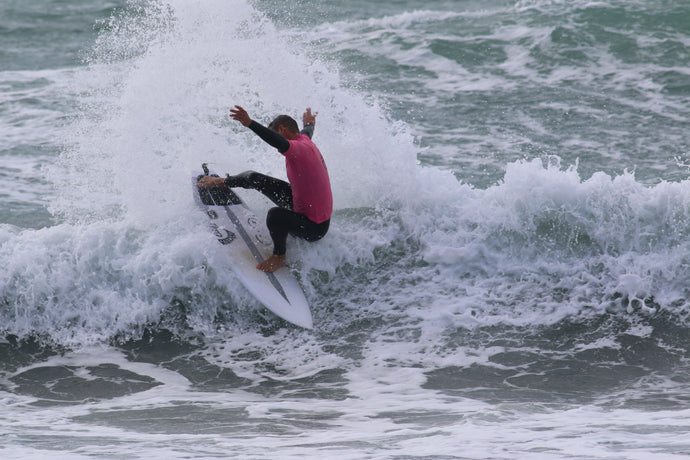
[224,122,330,256]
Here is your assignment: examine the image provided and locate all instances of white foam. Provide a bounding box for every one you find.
[0,0,688,349]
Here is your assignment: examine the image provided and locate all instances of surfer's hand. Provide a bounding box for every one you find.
[197,176,226,188]
[229,105,252,127]
[302,107,317,126]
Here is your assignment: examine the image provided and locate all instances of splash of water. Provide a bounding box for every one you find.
[3,0,690,347]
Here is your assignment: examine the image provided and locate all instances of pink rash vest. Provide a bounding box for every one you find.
[283,134,333,224]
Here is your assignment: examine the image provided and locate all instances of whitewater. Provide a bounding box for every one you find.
[1,0,689,458]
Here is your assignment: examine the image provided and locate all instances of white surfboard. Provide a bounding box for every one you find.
[193,167,313,329]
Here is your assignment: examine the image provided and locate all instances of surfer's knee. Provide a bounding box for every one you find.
[266,207,289,229]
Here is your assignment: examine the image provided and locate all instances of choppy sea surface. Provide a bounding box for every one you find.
[1,0,690,458]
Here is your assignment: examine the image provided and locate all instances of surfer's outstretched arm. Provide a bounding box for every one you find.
[230,105,290,152]
[248,122,290,152]
[300,124,314,139]
[301,107,317,139]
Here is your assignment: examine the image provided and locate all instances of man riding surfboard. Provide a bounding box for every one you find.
[198,106,332,272]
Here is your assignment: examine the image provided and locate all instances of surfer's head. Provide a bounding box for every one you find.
[268,115,299,139]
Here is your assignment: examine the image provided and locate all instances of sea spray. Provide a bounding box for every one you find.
[51,0,422,224]
[3,0,690,347]
[5,0,427,344]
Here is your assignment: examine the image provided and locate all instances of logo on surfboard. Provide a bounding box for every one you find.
[207,210,237,245]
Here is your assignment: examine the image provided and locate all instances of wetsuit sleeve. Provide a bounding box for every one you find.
[248,120,290,153]
[301,123,315,139]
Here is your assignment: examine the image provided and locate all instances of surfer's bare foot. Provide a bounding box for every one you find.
[257,254,285,272]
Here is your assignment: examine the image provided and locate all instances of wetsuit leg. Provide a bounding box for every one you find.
[226,171,329,255]
[225,171,293,209]
[266,208,330,255]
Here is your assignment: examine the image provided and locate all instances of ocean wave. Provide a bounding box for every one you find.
[2,0,689,346]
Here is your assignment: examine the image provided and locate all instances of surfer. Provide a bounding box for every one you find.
[198,106,333,272]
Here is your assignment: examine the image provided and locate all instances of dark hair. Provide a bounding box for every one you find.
[268,115,299,134]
